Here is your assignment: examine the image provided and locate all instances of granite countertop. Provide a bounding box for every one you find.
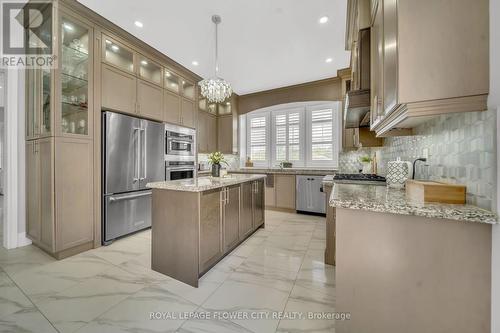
[329,183,498,224]
[230,168,338,176]
[147,174,266,192]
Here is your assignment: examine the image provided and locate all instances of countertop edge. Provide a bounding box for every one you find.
[147,174,267,193]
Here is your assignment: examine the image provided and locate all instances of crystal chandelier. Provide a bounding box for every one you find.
[199,15,233,103]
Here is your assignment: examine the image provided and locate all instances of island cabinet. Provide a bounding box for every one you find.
[199,189,224,273]
[150,175,266,287]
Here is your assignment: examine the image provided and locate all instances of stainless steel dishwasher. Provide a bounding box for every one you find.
[296,175,326,215]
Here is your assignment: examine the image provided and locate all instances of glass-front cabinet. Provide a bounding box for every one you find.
[103,36,134,73]
[138,55,162,86]
[165,70,180,93]
[59,15,92,136]
[181,79,195,100]
[25,4,53,139]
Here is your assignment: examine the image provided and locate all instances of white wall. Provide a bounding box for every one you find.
[492,0,500,331]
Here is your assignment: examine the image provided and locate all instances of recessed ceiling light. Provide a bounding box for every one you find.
[63,23,74,31]
[134,21,143,28]
[141,60,148,65]
[319,16,329,24]
[111,45,119,52]
[0,86,3,89]
[192,61,199,66]
[325,57,333,63]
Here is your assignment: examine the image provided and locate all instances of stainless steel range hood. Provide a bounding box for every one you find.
[344,89,370,128]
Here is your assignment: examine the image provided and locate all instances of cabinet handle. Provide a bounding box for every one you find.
[226,188,230,205]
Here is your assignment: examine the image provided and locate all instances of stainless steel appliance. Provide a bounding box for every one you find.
[332,173,386,185]
[102,111,165,245]
[296,176,326,215]
[165,123,195,160]
[165,161,195,181]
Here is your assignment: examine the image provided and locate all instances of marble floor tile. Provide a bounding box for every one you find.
[77,285,198,333]
[0,271,33,318]
[0,307,59,333]
[0,245,56,276]
[201,280,291,333]
[89,235,151,265]
[157,278,223,306]
[35,266,148,333]
[11,253,113,301]
[0,211,332,333]
[178,318,255,333]
[276,297,336,333]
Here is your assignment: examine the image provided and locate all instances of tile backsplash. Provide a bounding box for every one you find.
[339,108,497,210]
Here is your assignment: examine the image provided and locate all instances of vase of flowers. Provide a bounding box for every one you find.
[208,152,228,177]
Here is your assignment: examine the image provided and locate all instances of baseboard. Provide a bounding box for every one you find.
[17,232,32,247]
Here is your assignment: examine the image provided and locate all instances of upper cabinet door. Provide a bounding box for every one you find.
[181,79,196,100]
[382,0,398,116]
[138,55,162,86]
[163,90,181,124]
[181,98,196,128]
[102,64,137,114]
[137,79,163,121]
[59,14,93,137]
[102,35,135,74]
[164,69,180,94]
[26,4,53,139]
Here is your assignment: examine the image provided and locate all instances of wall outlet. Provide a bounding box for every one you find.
[422,148,429,159]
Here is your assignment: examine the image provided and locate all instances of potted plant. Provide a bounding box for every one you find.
[208,151,228,177]
[359,156,372,174]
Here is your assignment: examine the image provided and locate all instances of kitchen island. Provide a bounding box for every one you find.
[147,174,266,287]
[329,183,497,333]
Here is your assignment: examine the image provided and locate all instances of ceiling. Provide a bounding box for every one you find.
[78,0,350,95]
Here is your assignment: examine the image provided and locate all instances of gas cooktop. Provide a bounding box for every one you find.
[333,173,386,185]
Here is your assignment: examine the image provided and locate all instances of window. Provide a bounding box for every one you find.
[247,113,269,165]
[273,110,304,166]
[241,102,340,168]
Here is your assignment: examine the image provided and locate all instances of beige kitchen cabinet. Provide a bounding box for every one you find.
[197,110,208,152]
[164,90,181,124]
[240,182,254,239]
[137,79,163,121]
[199,189,224,273]
[324,183,335,266]
[217,115,234,154]
[265,175,276,207]
[101,64,137,114]
[181,98,196,128]
[275,175,296,210]
[26,137,93,258]
[253,180,265,229]
[54,138,94,252]
[370,0,489,135]
[223,185,240,251]
[137,55,162,86]
[207,114,217,152]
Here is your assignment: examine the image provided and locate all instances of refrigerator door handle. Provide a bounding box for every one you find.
[141,127,146,181]
[109,191,152,202]
[133,128,140,183]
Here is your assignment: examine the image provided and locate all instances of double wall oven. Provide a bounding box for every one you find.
[165,123,196,180]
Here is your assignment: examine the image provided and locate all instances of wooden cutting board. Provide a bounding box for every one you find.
[405,180,466,204]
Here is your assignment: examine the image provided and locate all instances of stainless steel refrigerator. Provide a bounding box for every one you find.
[102,111,165,244]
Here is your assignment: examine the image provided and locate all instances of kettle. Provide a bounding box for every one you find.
[386,158,412,189]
